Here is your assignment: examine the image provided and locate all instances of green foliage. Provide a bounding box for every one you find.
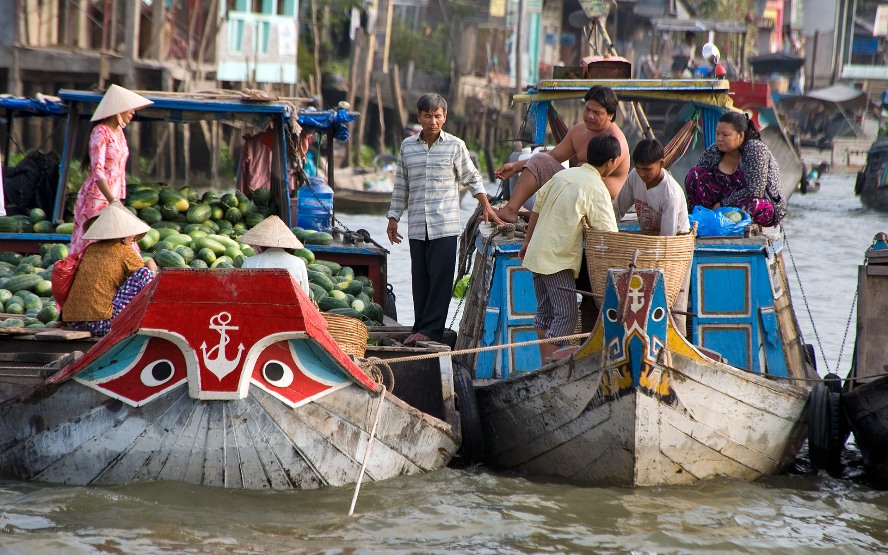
[297,41,315,85]
[389,23,451,77]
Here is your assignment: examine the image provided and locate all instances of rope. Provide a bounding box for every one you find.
[782,227,831,373]
[358,357,396,392]
[356,332,592,366]
[348,385,386,516]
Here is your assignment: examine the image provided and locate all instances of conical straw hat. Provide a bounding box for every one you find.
[239,215,304,249]
[90,84,153,122]
[83,201,151,240]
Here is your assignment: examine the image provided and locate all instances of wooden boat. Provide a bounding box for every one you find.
[455,220,820,486]
[331,165,396,213]
[841,234,888,481]
[854,139,888,210]
[0,268,461,489]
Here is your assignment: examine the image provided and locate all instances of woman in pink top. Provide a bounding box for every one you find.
[70,85,152,256]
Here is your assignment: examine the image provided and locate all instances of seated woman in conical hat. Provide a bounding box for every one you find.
[238,215,310,295]
[62,202,158,337]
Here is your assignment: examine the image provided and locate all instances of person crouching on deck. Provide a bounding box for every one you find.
[238,215,310,296]
[62,202,157,337]
[519,135,620,363]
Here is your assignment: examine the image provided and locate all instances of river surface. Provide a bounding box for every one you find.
[3,173,888,553]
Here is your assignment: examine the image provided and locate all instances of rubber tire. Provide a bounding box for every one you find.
[808,381,844,476]
[452,365,484,466]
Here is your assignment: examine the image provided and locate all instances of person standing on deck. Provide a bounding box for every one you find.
[70,85,153,256]
[519,135,620,363]
[493,85,631,224]
[386,93,503,345]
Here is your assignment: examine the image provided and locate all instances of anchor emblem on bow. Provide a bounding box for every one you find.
[201,312,245,380]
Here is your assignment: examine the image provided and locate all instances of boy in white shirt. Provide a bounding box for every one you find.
[613,139,692,333]
[613,139,689,236]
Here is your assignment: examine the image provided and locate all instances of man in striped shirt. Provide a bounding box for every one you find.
[386,93,502,345]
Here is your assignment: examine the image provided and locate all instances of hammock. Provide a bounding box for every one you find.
[663,109,700,169]
[547,104,570,144]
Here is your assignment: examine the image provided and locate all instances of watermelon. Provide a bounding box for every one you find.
[174,245,195,264]
[139,207,163,225]
[187,204,213,224]
[294,248,315,264]
[189,259,209,269]
[196,247,216,265]
[304,232,334,246]
[0,217,21,232]
[244,212,265,228]
[159,188,189,212]
[36,305,59,324]
[54,222,75,234]
[32,220,54,233]
[127,189,160,209]
[220,193,239,209]
[155,250,188,268]
[251,187,271,206]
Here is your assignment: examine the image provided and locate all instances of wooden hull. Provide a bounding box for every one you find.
[477,344,808,486]
[473,268,810,486]
[0,269,459,489]
[843,376,888,478]
[855,140,888,210]
[0,373,455,488]
[844,241,888,479]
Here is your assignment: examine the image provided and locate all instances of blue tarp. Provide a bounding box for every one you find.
[0,96,67,117]
[297,108,355,141]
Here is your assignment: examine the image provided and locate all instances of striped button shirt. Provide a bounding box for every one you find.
[386,131,486,240]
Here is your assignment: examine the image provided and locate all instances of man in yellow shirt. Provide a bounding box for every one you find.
[519,135,620,363]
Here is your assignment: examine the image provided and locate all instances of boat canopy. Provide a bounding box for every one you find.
[0,95,67,117]
[513,78,734,149]
[57,90,356,140]
[776,84,868,138]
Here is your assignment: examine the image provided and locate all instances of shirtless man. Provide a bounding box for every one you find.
[494,85,630,223]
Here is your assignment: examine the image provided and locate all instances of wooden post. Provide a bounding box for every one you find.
[376,82,385,154]
[355,31,377,166]
[345,30,363,167]
[390,64,407,137]
[382,0,394,74]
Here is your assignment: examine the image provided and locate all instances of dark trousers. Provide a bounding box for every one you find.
[409,236,457,342]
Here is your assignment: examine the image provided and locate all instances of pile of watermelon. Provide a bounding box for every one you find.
[0,244,69,329]
[0,184,384,328]
[0,207,68,234]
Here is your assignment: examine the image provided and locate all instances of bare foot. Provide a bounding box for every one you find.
[494,205,520,224]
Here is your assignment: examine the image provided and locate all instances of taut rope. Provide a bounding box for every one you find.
[356,332,592,366]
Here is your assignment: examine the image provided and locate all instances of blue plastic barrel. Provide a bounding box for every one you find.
[296,177,333,232]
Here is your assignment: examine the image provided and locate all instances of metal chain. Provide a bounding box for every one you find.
[781,227,831,373]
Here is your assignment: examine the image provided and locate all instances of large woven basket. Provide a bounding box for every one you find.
[584,228,696,307]
[321,312,368,358]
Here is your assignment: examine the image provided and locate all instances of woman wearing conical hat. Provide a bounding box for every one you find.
[70,84,153,256]
[63,202,158,337]
[239,215,310,296]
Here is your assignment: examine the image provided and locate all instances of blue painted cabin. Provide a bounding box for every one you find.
[458,225,805,381]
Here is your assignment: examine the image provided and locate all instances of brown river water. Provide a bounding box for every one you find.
[2,173,888,554]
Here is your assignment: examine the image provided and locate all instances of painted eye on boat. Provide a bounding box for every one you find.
[140,360,175,387]
[606,308,618,322]
[262,361,294,388]
[652,307,666,321]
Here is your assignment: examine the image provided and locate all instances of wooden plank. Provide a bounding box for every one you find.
[0,328,37,335]
[35,329,92,340]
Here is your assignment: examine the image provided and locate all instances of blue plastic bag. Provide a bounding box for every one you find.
[688,206,752,237]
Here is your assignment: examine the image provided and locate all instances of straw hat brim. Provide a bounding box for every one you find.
[238,215,304,249]
[91,84,153,122]
[83,202,151,240]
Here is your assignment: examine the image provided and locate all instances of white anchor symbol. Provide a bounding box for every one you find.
[201,312,245,380]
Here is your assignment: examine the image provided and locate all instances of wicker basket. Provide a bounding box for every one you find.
[321,312,368,358]
[584,228,696,307]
